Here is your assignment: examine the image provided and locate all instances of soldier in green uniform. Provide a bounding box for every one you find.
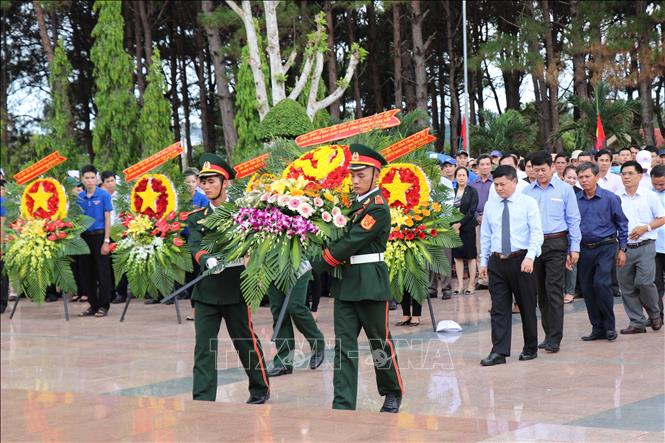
[314,144,404,413]
[266,269,326,376]
[188,153,270,404]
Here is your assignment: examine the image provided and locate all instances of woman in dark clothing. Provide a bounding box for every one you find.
[451,167,479,294]
[397,291,421,327]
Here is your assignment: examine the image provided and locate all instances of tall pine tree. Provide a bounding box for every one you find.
[90,0,139,171]
[233,46,262,162]
[138,48,173,156]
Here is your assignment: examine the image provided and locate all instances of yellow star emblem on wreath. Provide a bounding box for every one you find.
[382,172,412,206]
[136,179,161,213]
[28,182,53,212]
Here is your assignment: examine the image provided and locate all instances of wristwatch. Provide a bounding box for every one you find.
[646,224,652,232]
[104,238,111,244]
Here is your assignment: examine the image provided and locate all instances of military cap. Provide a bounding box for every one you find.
[199,153,236,180]
[349,143,388,171]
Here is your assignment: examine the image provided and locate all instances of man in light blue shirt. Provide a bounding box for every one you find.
[523,152,581,353]
[479,166,544,366]
[651,165,665,321]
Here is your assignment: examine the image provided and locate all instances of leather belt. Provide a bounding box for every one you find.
[543,230,568,240]
[581,236,616,249]
[82,229,105,236]
[627,239,655,249]
[491,250,527,260]
[350,253,384,265]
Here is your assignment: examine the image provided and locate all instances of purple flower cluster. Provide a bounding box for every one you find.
[233,206,318,240]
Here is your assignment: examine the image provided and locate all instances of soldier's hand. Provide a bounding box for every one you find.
[206,257,223,274]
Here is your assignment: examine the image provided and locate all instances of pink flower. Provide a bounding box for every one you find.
[322,211,332,223]
[333,214,347,228]
[288,198,301,211]
[297,203,314,218]
[260,192,270,202]
[332,207,341,216]
[173,237,185,247]
[277,195,290,207]
[313,197,324,207]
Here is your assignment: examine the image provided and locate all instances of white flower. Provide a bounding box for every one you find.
[260,192,270,202]
[268,194,278,203]
[288,197,301,211]
[313,197,324,207]
[278,195,290,207]
[333,214,347,228]
[297,202,314,218]
[322,211,332,222]
[332,207,341,216]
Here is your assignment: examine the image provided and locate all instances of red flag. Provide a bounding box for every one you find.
[595,114,605,151]
[459,116,467,154]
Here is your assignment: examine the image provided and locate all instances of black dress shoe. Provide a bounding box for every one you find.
[518,351,537,361]
[538,340,549,349]
[581,332,604,341]
[309,349,325,370]
[620,326,646,335]
[441,293,452,300]
[246,393,270,404]
[380,393,401,413]
[545,343,560,353]
[606,330,618,341]
[111,296,126,304]
[267,366,293,377]
[480,352,506,366]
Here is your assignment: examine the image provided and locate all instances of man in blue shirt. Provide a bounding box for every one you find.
[77,165,114,317]
[651,165,665,322]
[576,162,628,342]
[523,152,581,353]
[479,166,544,366]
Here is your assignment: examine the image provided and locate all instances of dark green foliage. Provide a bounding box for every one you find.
[257,99,313,141]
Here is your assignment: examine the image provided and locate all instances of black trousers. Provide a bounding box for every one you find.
[401,292,422,317]
[488,253,538,356]
[579,243,616,334]
[81,232,112,311]
[534,236,568,345]
[0,259,8,313]
[656,252,665,318]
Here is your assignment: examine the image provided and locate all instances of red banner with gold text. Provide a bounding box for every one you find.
[380,128,437,163]
[295,109,401,148]
[13,151,67,185]
[123,142,184,182]
[234,153,270,179]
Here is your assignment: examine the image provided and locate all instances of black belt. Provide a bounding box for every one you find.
[491,250,527,260]
[627,239,655,249]
[581,236,616,249]
[544,230,568,240]
[83,229,105,236]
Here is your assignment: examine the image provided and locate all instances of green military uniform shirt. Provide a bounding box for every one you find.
[316,188,391,301]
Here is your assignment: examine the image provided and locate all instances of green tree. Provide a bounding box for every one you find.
[257,99,313,141]
[233,46,263,163]
[90,0,139,171]
[43,40,78,169]
[471,109,537,153]
[138,47,173,156]
[552,82,641,150]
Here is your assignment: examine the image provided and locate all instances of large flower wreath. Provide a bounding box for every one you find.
[379,164,461,303]
[112,174,192,299]
[4,178,92,303]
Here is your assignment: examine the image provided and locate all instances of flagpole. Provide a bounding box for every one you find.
[462,0,470,154]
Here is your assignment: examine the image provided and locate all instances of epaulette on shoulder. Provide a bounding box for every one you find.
[374,195,385,205]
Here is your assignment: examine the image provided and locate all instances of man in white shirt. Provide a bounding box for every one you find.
[595,149,624,194]
[479,166,544,366]
[650,165,665,322]
[617,161,665,333]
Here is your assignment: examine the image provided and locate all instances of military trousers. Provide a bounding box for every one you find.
[332,299,404,410]
[193,300,270,401]
[268,271,324,369]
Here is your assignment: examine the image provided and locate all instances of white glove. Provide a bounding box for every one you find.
[206,257,223,274]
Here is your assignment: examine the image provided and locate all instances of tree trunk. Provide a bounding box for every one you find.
[202,0,237,157]
[636,0,655,146]
[411,0,429,114]
[542,0,562,152]
[33,0,54,63]
[402,46,417,111]
[195,28,212,156]
[137,0,153,65]
[177,34,193,158]
[444,1,459,153]
[392,3,403,110]
[503,70,521,110]
[132,9,145,106]
[430,82,439,134]
[570,0,587,121]
[345,9,362,118]
[526,1,551,150]
[367,1,383,113]
[169,27,181,154]
[437,62,446,152]
[324,0,340,119]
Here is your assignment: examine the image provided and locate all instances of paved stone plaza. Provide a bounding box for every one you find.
[1,289,663,442]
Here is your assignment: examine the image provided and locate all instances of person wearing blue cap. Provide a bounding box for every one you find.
[490,150,503,167]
